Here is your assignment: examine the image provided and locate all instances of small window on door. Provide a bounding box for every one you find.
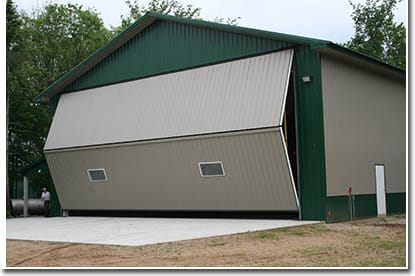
[198,161,225,177]
[87,168,107,182]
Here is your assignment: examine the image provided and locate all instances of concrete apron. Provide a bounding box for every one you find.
[6,217,319,246]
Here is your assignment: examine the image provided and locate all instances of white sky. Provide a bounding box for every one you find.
[13,0,407,44]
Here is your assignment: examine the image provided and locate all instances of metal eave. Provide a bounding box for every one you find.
[312,42,405,81]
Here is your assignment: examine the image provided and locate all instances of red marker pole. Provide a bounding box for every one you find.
[348,186,353,221]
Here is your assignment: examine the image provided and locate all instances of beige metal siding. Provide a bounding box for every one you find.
[45,50,293,150]
[321,56,406,196]
[45,129,299,211]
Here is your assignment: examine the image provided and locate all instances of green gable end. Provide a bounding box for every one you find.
[63,20,293,93]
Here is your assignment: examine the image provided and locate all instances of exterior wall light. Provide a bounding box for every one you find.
[302,75,312,83]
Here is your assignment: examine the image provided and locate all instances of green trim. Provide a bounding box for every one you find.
[326,193,406,223]
[146,12,330,46]
[49,176,62,217]
[386,192,406,215]
[312,43,405,75]
[295,46,327,220]
[326,195,350,222]
[353,194,378,218]
[327,194,376,223]
[49,94,60,117]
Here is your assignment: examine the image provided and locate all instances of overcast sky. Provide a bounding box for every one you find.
[13,0,407,44]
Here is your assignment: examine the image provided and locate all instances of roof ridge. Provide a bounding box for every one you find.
[144,12,332,45]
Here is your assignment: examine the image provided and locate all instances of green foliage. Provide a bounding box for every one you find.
[7,0,26,201]
[256,232,279,240]
[212,16,241,25]
[7,2,110,197]
[7,0,241,204]
[113,0,240,34]
[6,0,21,52]
[115,0,202,33]
[21,3,111,85]
[345,0,406,69]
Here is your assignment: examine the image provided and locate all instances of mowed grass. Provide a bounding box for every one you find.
[237,215,406,267]
[253,216,406,267]
[6,215,406,268]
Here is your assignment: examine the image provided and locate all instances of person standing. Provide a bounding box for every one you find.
[40,187,51,217]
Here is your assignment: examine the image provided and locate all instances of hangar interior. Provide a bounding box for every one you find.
[282,72,298,192]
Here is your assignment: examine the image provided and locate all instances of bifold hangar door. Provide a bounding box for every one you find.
[45,49,300,212]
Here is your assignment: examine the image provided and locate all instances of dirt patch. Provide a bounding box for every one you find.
[6,215,406,268]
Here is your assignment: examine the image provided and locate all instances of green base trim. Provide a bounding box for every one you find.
[326,194,376,223]
[386,192,406,215]
[326,192,405,223]
[326,196,349,223]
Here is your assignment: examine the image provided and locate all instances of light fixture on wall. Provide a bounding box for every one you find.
[302,75,312,83]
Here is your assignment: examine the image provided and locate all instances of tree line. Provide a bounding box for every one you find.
[6,0,209,213]
[6,0,405,213]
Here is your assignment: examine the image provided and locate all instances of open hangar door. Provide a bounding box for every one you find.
[44,49,301,218]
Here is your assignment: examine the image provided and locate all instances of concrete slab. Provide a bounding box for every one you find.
[6,217,319,246]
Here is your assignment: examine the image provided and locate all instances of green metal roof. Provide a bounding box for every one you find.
[33,12,405,104]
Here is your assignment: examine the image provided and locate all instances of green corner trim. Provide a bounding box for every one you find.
[295,46,327,221]
[49,177,62,217]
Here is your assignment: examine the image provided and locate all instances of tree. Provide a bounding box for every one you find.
[7,3,111,203]
[7,0,240,214]
[114,0,239,34]
[20,4,112,86]
[112,0,201,33]
[345,0,406,69]
[212,16,241,25]
[6,0,22,216]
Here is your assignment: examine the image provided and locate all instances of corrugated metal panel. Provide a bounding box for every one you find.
[63,20,293,93]
[386,192,406,214]
[45,128,299,211]
[326,194,377,223]
[45,50,293,150]
[321,55,406,196]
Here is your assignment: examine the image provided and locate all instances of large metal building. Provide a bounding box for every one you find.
[35,13,406,222]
